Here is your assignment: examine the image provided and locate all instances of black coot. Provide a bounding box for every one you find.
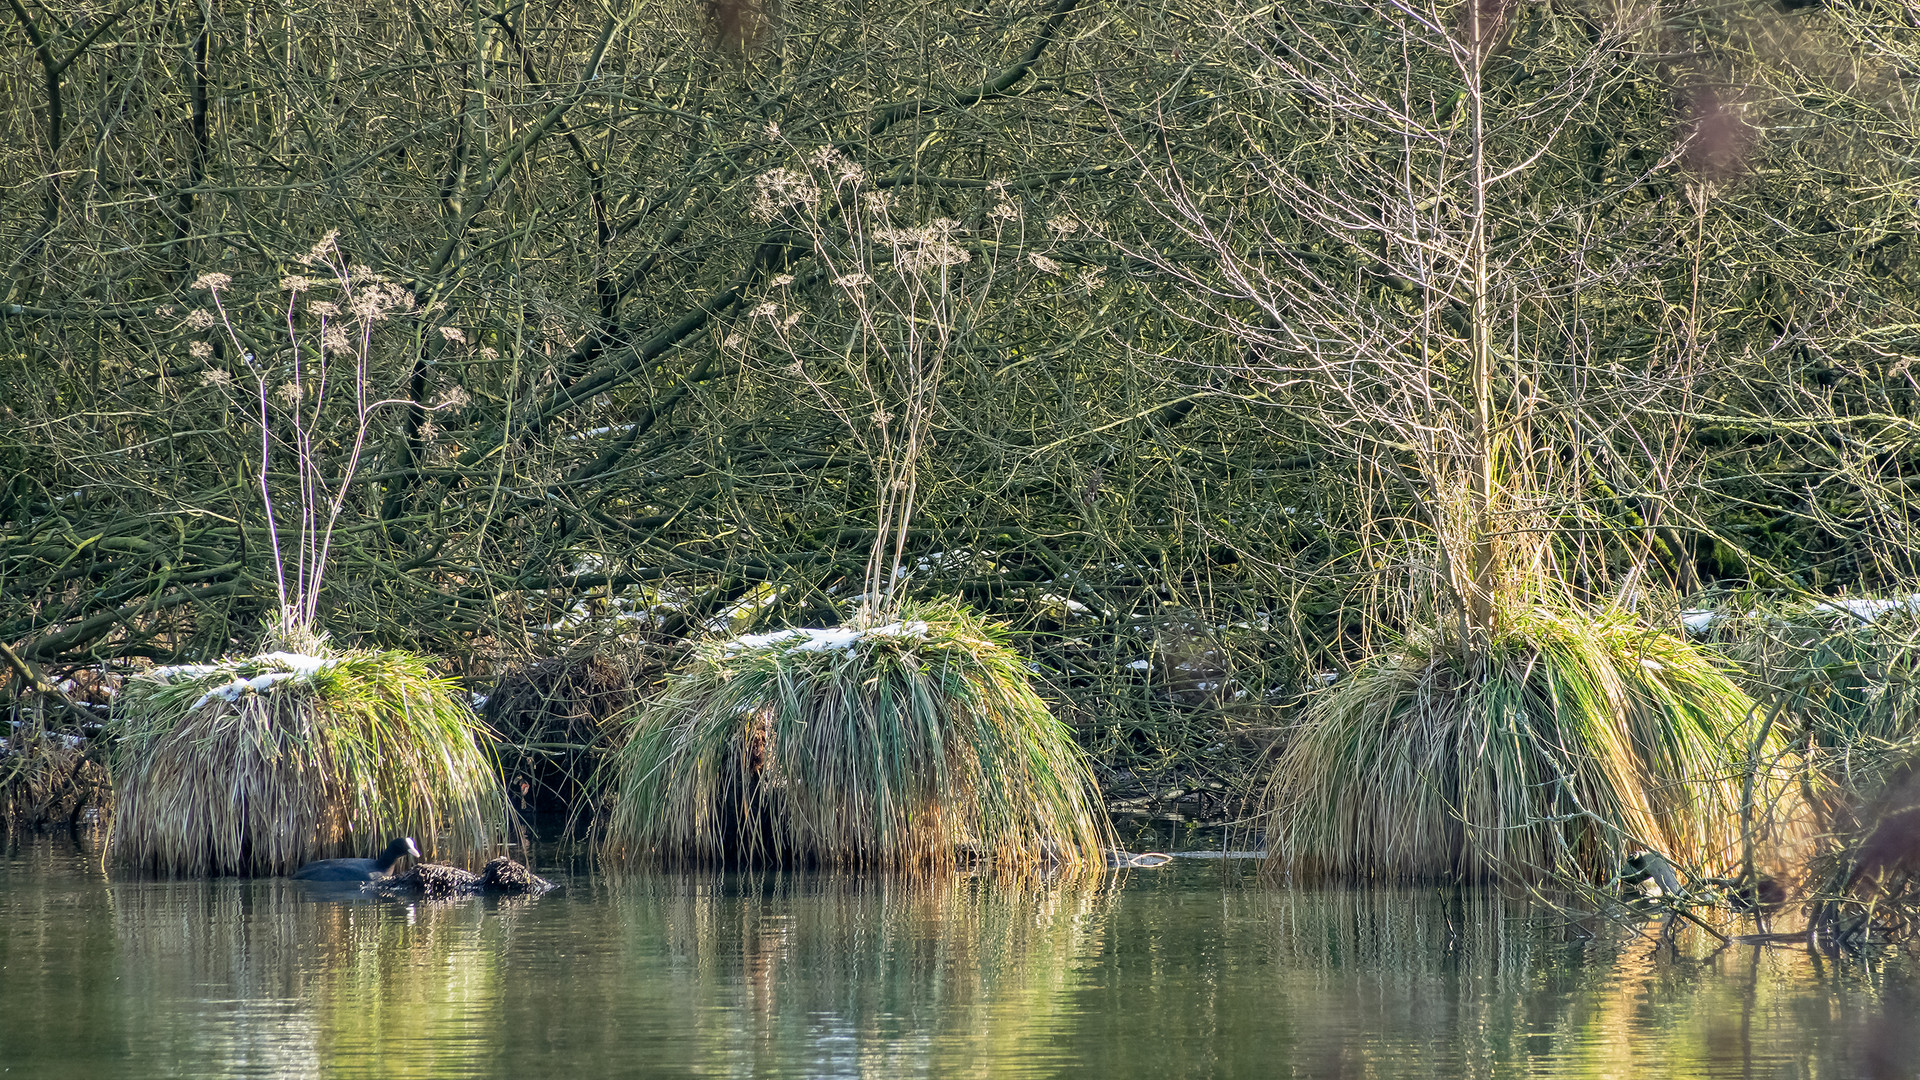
[291,837,420,882]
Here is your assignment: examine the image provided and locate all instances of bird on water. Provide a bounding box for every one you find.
[291,837,421,882]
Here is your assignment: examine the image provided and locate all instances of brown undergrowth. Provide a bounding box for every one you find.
[479,643,673,831]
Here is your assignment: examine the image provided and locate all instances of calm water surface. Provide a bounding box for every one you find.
[2,834,1915,1078]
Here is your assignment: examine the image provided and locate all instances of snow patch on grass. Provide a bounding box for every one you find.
[725,621,932,654]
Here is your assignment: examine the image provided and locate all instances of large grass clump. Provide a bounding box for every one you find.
[1266,605,1785,883]
[110,649,502,875]
[603,600,1111,870]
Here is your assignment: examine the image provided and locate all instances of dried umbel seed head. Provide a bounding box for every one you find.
[348,280,415,321]
[749,168,822,222]
[878,220,971,274]
[320,324,352,356]
[299,229,340,266]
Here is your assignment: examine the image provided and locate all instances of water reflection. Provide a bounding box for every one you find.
[106,877,324,1077]
[4,837,1919,1078]
[1063,876,1906,1079]
[93,859,1114,1079]
[501,872,1115,1079]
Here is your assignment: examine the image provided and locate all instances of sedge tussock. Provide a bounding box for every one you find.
[1266,605,1787,883]
[602,600,1111,871]
[109,649,502,875]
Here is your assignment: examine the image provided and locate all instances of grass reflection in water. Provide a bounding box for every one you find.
[3,838,1919,1079]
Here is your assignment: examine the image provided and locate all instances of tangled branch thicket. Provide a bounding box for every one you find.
[1,0,1918,802]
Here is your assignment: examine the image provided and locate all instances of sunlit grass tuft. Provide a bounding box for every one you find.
[1266,605,1782,882]
[602,600,1111,870]
[110,649,502,875]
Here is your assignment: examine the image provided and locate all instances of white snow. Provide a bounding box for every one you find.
[1813,594,1920,622]
[147,651,337,710]
[149,663,223,681]
[1037,592,1092,615]
[912,549,1001,574]
[190,671,304,711]
[1681,597,1920,636]
[255,652,331,676]
[3,723,84,750]
[155,652,331,684]
[724,621,931,654]
[567,425,635,441]
[1126,660,1152,671]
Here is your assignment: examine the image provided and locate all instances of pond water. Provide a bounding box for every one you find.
[1,833,1914,1079]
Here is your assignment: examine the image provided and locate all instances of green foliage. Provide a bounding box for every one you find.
[603,600,1111,869]
[1265,606,1774,882]
[5,0,1920,804]
[1715,601,1920,750]
[110,649,502,875]
[1709,600,1920,826]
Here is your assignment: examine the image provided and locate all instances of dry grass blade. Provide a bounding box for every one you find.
[602,600,1112,870]
[109,649,503,875]
[1266,605,1786,883]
